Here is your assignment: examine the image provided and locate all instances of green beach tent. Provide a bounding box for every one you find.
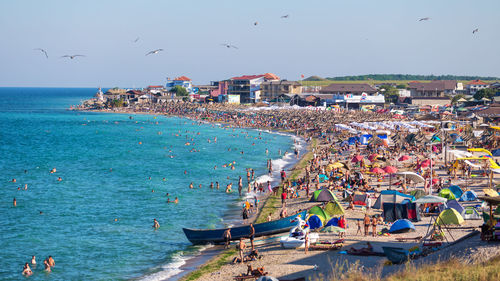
[324,201,345,217]
[410,190,426,200]
[308,205,330,222]
[310,188,338,202]
[435,208,464,225]
[438,188,456,200]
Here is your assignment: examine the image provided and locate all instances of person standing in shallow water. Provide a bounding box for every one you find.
[238,176,243,196]
[153,218,160,229]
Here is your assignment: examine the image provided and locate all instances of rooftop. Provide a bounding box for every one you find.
[468,79,487,85]
[320,83,377,93]
[174,76,192,81]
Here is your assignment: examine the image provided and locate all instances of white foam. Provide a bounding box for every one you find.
[255,174,272,184]
[138,245,213,281]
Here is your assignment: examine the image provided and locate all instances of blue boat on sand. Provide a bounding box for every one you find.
[183,210,308,245]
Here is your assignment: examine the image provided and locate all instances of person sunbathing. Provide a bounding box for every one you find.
[348,242,373,254]
[246,265,267,276]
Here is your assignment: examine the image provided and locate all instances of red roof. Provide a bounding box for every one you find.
[468,79,487,85]
[263,73,280,80]
[174,76,191,81]
[148,85,164,88]
[231,74,266,80]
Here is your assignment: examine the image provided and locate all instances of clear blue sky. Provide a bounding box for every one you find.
[0,0,499,87]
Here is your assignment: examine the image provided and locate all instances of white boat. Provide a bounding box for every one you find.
[279,217,319,248]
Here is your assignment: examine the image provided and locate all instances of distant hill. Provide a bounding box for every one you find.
[303,75,328,81]
[323,74,500,81]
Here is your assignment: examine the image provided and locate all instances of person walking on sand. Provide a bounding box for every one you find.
[372,216,378,237]
[363,214,370,236]
[249,223,255,251]
[238,238,246,263]
[223,228,232,249]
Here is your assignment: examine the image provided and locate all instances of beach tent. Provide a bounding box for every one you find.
[307,215,324,230]
[448,185,464,199]
[463,207,482,220]
[372,190,415,209]
[410,190,426,199]
[325,217,339,227]
[348,137,360,145]
[459,190,478,202]
[360,134,373,145]
[438,188,456,200]
[492,149,500,157]
[414,195,447,204]
[310,189,337,202]
[308,206,330,222]
[446,200,465,215]
[389,219,416,233]
[352,193,368,206]
[324,201,345,217]
[435,208,464,225]
[383,202,420,222]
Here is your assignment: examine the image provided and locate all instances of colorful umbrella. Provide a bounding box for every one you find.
[370,167,385,174]
[351,155,363,163]
[383,166,398,174]
[398,155,410,162]
[368,154,378,162]
[420,159,434,168]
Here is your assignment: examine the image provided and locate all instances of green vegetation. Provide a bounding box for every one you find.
[379,85,399,104]
[170,85,189,96]
[312,255,500,281]
[451,94,466,104]
[473,88,496,101]
[110,98,125,107]
[324,74,500,81]
[180,248,237,281]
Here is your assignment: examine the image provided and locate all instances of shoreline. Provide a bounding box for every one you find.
[77,109,310,281]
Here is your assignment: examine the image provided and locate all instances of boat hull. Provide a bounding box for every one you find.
[182,210,308,245]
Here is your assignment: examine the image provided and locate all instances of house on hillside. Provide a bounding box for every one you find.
[166,76,193,94]
[319,83,384,109]
[227,73,279,103]
[260,80,302,101]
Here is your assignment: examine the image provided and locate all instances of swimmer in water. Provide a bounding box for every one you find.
[153,218,160,229]
[48,256,55,267]
[199,184,202,188]
[216,182,220,190]
[57,177,62,181]
[12,178,16,183]
[210,182,214,189]
[226,183,232,193]
[189,182,194,189]
[174,197,178,203]
[43,259,51,272]
[13,198,16,207]
[22,263,33,276]
[31,256,36,266]
[184,170,187,175]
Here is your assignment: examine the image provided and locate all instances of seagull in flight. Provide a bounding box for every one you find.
[281,14,289,19]
[61,55,85,59]
[418,17,430,21]
[472,28,479,34]
[34,48,48,58]
[254,22,258,26]
[145,49,163,56]
[133,37,140,43]
[220,43,238,49]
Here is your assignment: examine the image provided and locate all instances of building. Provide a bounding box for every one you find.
[466,79,489,95]
[166,76,193,94]
[319,83,384,108]
[260,80,302,101]
[407,80,461,97]
[227,73,279,103]
[208,81,229,102]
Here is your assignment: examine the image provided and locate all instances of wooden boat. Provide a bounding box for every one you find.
[308,239,344,251]
[183,210,307,245]
[382,246,410,264]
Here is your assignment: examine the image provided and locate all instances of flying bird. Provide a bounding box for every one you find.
[61,55,85,59]
[254,22,258,26]
[133,37,140,43]
[472,28,479,34]
[220,43,238,49]
[418,17,430,21]
[281,14,289,19]
[145,49,163,56]
[34,48,48,58]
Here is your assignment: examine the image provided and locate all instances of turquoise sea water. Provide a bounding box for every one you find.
[0,88,296,280]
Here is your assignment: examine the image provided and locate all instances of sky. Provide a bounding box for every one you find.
[0,0,499,87]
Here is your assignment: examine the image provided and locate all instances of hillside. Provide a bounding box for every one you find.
[325,74,500,81]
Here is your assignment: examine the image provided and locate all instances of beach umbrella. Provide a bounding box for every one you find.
[414,195,447,204]
[432,178,439,185]
[383,166,398,174]
[395,171,425,183]
[351,155,363,163]
[420,159,433,168]
[398,155,410,162]
[370,167,385,174]
[321,225,345,233]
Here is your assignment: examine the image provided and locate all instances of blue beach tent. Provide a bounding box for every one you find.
[307,215,324,230]
[492,149,500,157]
[446,199,465,215]
[389,219,416,233]
[448,185,464,199]
[459,190,478,202]
[325,217,339,227]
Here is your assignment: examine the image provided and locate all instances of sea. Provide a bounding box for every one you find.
[0,88,303,280]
